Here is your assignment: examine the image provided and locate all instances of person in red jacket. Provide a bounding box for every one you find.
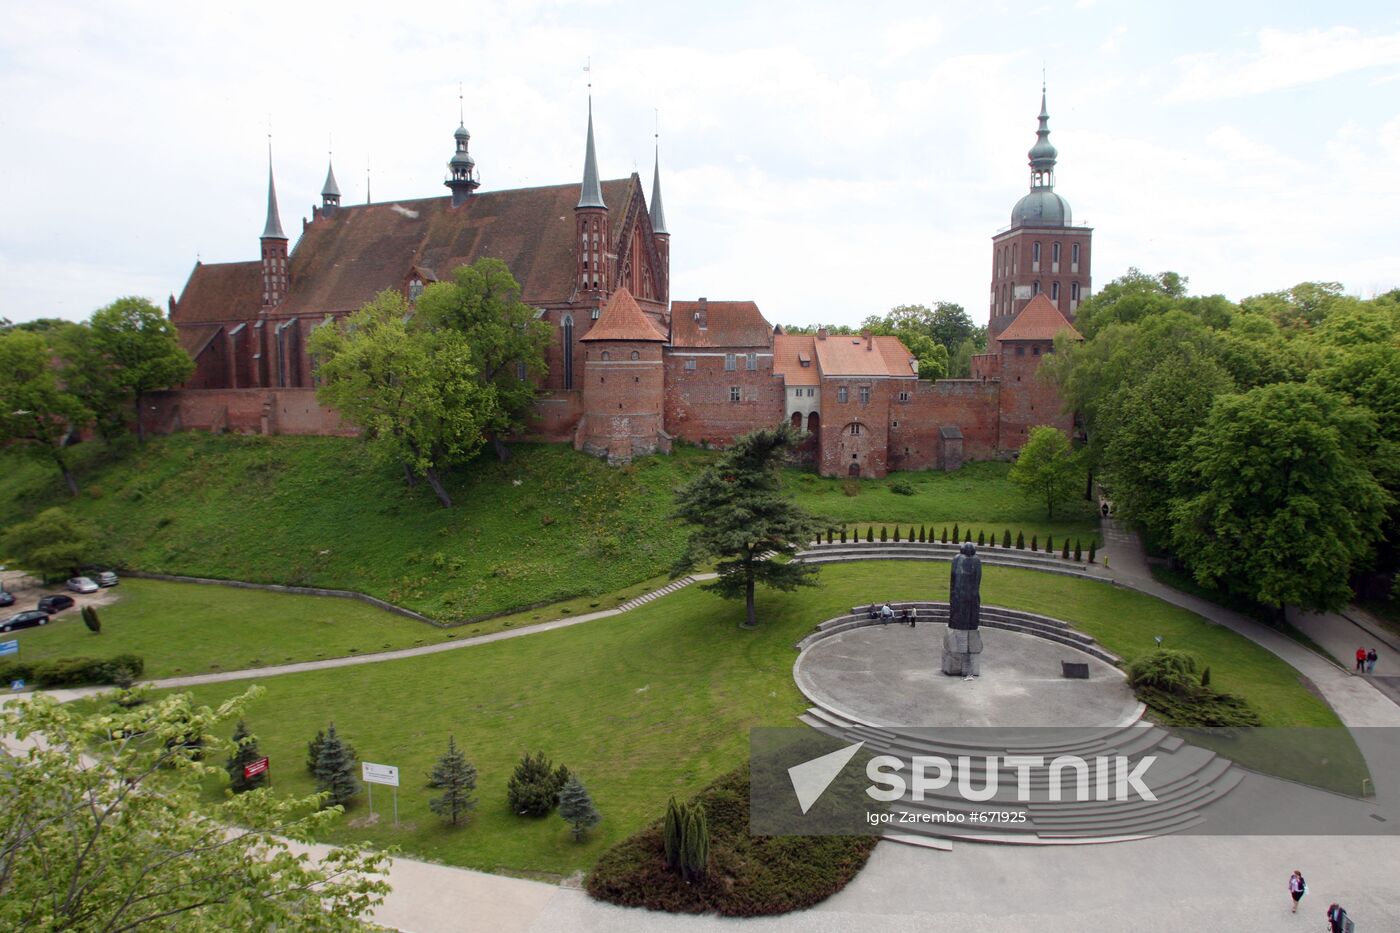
[1356,647,1367,672]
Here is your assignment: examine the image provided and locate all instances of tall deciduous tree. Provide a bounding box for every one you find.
[1170,383,1389,613]
[309,290,496,507]
[414,258,550,463]
[3,507,91,581]
[672,422,823,628]
[65,297,195,442]
[0,329,90,495]
[1008,426,1081,519]
[0,689,388,931]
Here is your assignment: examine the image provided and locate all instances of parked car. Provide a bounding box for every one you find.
[1,610,49,633]
[67,576,99,594]
[37,594,75,614]
[97,570,119,587]
[0,590,14,608]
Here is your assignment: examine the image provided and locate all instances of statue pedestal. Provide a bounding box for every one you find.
[942,628,983,676]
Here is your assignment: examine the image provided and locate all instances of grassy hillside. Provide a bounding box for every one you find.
[0,434,1098,621]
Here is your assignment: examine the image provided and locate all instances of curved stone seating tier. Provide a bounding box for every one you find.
[792,605,1246,846]
[796,541,1105,581]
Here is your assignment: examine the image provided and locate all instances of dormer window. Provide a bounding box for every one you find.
[408,277,424,302]
[798,353,811,368]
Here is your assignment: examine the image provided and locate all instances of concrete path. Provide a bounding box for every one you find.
[1289,605,1400,707]
[1098,517,1400,730]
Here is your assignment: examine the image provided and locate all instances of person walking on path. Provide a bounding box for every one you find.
[1356,647,1367,672]
[1367,648,1378,673]
[1287,870,1305,913]
[1325,902,1348,932]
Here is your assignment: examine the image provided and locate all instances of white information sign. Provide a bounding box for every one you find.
[361,762,399,787]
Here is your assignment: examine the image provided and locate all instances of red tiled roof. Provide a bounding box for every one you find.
[772,333,820,386]
[171,261,262,324]
[177,323,223,358]
[997,293,1083,342]
[669,300,773,348]
[580,287,667,342]
[814,333,917,378]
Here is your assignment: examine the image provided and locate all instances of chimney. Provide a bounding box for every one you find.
[817,327,828,341]
[862,328,873,350]
[696,297,708,330]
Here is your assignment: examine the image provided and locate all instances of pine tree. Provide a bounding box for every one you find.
[681,803,710,882]
[82,605,101,634]
[977,530,985,546]
[507,751,569,817]
[879,526,888,542]
[1003,529,1012,548]
[1046,534,1054,555]
[1074,540,1083,561]
[225,719,267,793]
[427,736,478,827]
[663,797,683,869]
[918,525,926,543]
[1031,534,1038,551]
[558,775,601,841]
[1088,540,1098,563]
[1062,538,1071,559]
[306,730,325,775]
[1014,531,1023,549]
[312,723,359,808]
[866,526,874,543]
[892,526,901,542]
[952,523,959,542]
[941,527,948,544]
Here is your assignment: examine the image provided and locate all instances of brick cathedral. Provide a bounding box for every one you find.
[159,88,1090,478]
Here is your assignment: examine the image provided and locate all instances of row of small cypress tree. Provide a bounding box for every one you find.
[819,525,1097,561]
[224,722,599,838]
[663,796,710,882]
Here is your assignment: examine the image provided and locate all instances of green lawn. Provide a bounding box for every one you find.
[143,561,1336,878]
[1,436,1097,623]
[5,575,679,680]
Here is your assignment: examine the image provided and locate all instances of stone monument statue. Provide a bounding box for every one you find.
[942,542,983,676]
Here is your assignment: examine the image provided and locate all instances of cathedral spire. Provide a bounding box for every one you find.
[445,85,480,207]
[649,142,668,236]
[1027,81,1058,190]
[261,144,287,240]
[577,98,606,209]
[321,152,341,209]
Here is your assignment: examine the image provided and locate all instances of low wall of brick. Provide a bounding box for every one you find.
[141,388,355,437]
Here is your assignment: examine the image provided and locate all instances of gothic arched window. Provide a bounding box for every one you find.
[561,314,575,389]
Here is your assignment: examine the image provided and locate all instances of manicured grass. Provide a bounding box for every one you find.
[146,561,1336,878]
[5,575,679,680]
[784,460,1101,540]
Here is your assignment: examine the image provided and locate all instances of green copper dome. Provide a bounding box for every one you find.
[1011,189,1072,227]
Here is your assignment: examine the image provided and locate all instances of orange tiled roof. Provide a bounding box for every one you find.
[773,333,820,386]
[997,293,1083,342]
[814,333,917,378]
[580,287,667,342]
[669,300,773,348]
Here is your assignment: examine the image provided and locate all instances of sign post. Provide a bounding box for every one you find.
[361,762,400,828]
[243,757,269,785]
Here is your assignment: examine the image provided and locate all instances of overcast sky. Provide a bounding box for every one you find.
[3,1,1398,329]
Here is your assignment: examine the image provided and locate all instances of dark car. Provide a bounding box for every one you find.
[0,590,14,608]
[1,610,49,633]
[36,594,75,614]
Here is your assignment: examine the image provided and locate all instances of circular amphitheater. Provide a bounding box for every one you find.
[791,602,1245,847]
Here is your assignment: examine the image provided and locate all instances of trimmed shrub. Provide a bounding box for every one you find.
[1030,535,1038,551]
[507,750,570,817]
[951,524,959,543]
[1003,529,1012,548]
[1046,534,1054,555]
[16,654,144,688]
[964,529,972,543]
[879,526,888,542]
[866,527,874,543]
[1015,532,1025,549]
[1088,540,1098,563]
[889,480,915,496]
[977,530,985,546]
[1200,667,1212,688]
[682,804,710,882]
[840,527,847,543]
[826,528,833,544]
[1062,538,1070,559]
[1074,540,1082,561]
[82,605,101,634]
[918,526,926,543]
[663,797,683,870]
[892,526,901,542]
[1127,649,1201,694]
[941,527,948,544]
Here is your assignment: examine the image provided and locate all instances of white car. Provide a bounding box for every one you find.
[66,576,99,594]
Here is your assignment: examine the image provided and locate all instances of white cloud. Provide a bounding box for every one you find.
[1167,26,1400,102]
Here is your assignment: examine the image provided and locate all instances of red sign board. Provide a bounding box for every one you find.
[244,756,269,778]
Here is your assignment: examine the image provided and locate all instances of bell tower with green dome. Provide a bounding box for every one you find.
[988,84,1093,341]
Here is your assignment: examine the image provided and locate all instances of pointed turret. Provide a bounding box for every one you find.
[574,98,610,296]
[649,142,670,304]
[1027,83,1058,186]
[260,146,289,310]
[577,101,606,209]
[649,145,668,235]
[445,120,480,207]
[321,157,341,210]
[1009,83,1072,228]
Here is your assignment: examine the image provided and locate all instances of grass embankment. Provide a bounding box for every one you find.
[3,576,666,679]
[1,436,1095,622]
[137,561,1337,878]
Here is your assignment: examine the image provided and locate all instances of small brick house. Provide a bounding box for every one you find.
[156,90,1088,475]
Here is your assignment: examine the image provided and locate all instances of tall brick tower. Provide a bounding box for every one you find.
[259,147,288,311]
[575,100,609,299]
[988,85,1092,341]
